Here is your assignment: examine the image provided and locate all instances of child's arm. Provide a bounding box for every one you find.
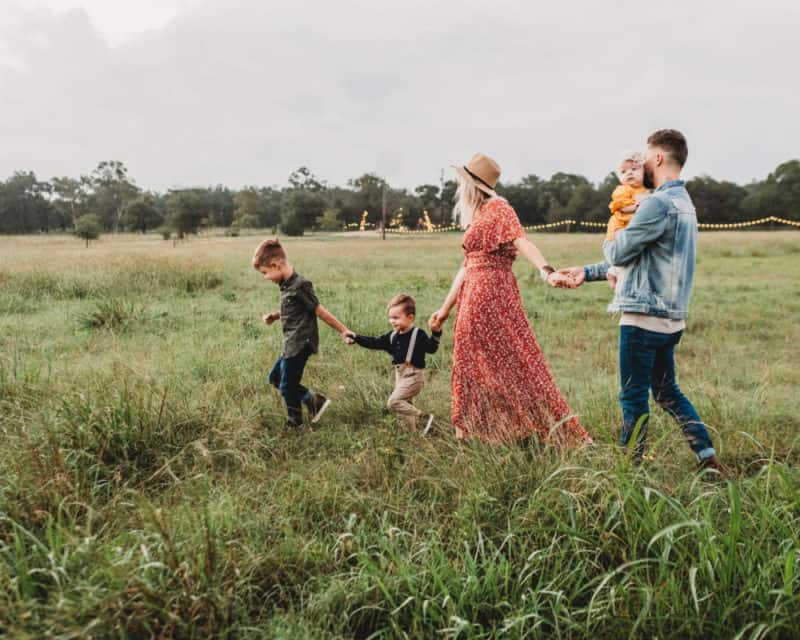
[315,304,352,342]
[424,329,443,354]
[352,333,392,351]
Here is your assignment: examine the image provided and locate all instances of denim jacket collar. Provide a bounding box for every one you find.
[656,179,684,191]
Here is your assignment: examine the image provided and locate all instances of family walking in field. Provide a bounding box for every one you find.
[253,129,725,473]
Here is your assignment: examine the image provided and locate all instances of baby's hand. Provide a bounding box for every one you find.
[428,317,442,332]
[607,273,618,290]
[342,330,356,345]
[262,311,280,325]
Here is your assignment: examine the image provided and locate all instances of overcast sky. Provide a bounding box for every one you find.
[1,0,798,191]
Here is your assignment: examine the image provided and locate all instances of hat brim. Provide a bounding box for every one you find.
[451,165,497,198]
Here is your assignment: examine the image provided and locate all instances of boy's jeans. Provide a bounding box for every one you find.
[269,346,313,426]
[619,326,715,461]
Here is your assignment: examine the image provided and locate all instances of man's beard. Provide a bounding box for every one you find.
[643,166,655,189]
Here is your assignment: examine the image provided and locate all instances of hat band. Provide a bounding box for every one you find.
[463,166,496,191]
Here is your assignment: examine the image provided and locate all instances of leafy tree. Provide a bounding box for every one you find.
[165,190,205,239]
[497,175,548,226]
[204,186,236,227]
[87,161,140,230]
[257,188,282,229]
[741,159,800,220]
[440,179,457,225]
[280,189,326,236]
[316,208,343,231]
[0,172,56,233]
[233,188,260,227]
[687,176,746,224]
[347,173,387,223]
[543,173,592,223]
[122,195,163,233]
[73,214,102,247]
[414,184,442,223]
[288,166,324,192]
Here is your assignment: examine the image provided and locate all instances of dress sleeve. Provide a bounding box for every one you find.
[482,199,525,253]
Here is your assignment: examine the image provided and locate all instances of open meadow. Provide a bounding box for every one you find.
[1,230,799,639]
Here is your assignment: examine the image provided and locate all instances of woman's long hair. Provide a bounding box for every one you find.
[454,176,488,229]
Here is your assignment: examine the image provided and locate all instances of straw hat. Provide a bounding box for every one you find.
[452,153,500,197]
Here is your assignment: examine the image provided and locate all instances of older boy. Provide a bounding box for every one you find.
[253,238,352,429]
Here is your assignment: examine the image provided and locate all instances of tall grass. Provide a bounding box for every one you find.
[0,231,798,638]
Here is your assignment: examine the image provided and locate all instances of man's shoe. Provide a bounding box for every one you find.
[307,393,331,423]
[698,456,729,478]
[421,414,434,436]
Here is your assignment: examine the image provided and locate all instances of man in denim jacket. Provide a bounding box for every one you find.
[560,130,724,473]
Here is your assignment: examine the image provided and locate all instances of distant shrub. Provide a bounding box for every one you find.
[158,226,173,240]
[73,214,103,247]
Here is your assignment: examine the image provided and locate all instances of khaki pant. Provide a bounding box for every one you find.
[387,364,425,428]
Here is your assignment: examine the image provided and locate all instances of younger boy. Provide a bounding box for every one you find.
[253,238,352,429]
[348,294,442,434]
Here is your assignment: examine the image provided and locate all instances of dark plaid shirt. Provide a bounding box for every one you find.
[279,271,320,358]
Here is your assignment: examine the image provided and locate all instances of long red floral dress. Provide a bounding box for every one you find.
[451,197,589,445]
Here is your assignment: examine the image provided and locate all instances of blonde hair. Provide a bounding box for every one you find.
[616,152,644,180]
[454,176,489,229]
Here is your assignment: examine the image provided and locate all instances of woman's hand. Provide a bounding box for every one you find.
[430,308,449,331]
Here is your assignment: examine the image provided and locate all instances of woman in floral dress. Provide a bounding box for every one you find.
[430,153,590,445]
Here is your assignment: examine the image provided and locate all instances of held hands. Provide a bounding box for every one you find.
[262,311,280,325]
[342,330,356,345]
[546,271,578,288]
[550,266,586,288]
[429,308,448,332]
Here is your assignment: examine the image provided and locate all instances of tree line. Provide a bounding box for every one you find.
[1,159,798,238]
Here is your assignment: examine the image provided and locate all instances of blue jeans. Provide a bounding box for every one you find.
[269,347,314,426]
[619,326,715,461]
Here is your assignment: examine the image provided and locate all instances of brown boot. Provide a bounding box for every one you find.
[698,456,730,478]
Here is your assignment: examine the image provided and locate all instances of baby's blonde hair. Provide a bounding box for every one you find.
[616,152,644,180]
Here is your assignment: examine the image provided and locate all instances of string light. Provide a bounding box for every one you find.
[342,215,799,234]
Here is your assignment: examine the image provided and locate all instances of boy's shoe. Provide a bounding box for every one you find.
[307,393,331,423]
[421,414,434,436]
[285,420,304,432]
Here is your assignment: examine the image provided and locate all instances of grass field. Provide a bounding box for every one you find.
[1,230,799,639]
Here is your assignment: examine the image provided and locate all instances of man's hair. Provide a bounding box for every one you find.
[647,129,688,167]
[252,238,287,269]
[387,293,416,317]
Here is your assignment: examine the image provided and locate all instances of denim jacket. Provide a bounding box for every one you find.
[584,179,697,319]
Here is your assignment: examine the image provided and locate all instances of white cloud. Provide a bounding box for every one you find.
[1,0,798,190]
